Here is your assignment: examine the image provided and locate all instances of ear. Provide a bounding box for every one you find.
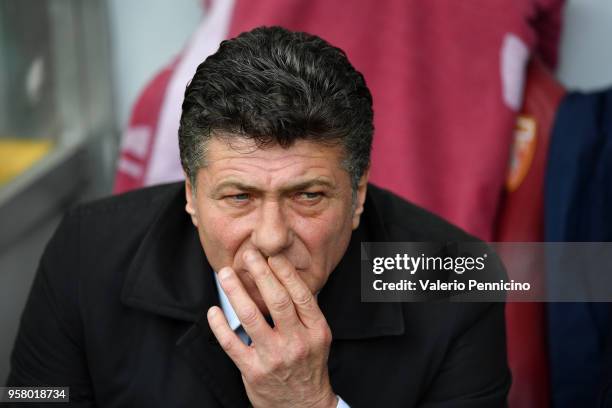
[352,168,370,230]
[184,175,199,228]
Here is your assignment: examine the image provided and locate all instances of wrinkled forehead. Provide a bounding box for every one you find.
[196,136,349,190]
[206,135,343,161]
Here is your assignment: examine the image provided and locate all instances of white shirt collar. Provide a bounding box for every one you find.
[213,271,242,331]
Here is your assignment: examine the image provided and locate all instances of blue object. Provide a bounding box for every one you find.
[545,88,612,407]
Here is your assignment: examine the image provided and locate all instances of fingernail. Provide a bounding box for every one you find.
[219,267,231,281]
[244,249,257,262]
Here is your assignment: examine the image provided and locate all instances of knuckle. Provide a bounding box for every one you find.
[239,306,260,327]
[315,316,330,331]
[277,265,293,280]
[254,265,271,280]
[293,290,313,306]
[270,293,292,312]
[316,323,333,346]
[291,340,309,360]
[245,368,265,385]
[269,356,284,370]
[261,355,283,373]
[222,279,238,295]
[219,336,234,352]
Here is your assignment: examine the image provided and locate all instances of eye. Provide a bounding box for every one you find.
[233,193,250,200]
[296,192,324,202]
[224,193,251,204]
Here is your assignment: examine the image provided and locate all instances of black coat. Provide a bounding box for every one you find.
[6,182,510,407]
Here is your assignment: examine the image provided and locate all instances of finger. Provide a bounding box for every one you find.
[207,306,251,369]
[242,249,302,332]
[268,255,325,329]
[217,266,273,345]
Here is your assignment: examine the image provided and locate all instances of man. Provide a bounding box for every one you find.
[7,27,510,407]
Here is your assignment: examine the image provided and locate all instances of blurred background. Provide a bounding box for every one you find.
[0,0,611,406]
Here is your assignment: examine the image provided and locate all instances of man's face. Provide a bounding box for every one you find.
[185,136,368,314]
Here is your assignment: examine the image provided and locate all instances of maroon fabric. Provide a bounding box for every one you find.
[496,58,566,407]
[226,0,564,240]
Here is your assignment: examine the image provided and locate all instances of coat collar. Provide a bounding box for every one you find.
[120,183,217,323]
[120,183,405,340]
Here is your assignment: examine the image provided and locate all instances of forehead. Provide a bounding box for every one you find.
[198,136,347,188]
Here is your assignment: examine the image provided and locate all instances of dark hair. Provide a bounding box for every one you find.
[178,26,373,190]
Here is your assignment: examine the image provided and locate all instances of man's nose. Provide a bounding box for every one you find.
[251,201,293,257]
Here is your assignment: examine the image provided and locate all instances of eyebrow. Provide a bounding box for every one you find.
[211,181,258,196]
[282,179,335,193]
[211,178,335,196]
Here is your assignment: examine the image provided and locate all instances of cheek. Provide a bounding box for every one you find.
[295,216,344,248]
[294,205,353,277]
[198,210,252,267]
